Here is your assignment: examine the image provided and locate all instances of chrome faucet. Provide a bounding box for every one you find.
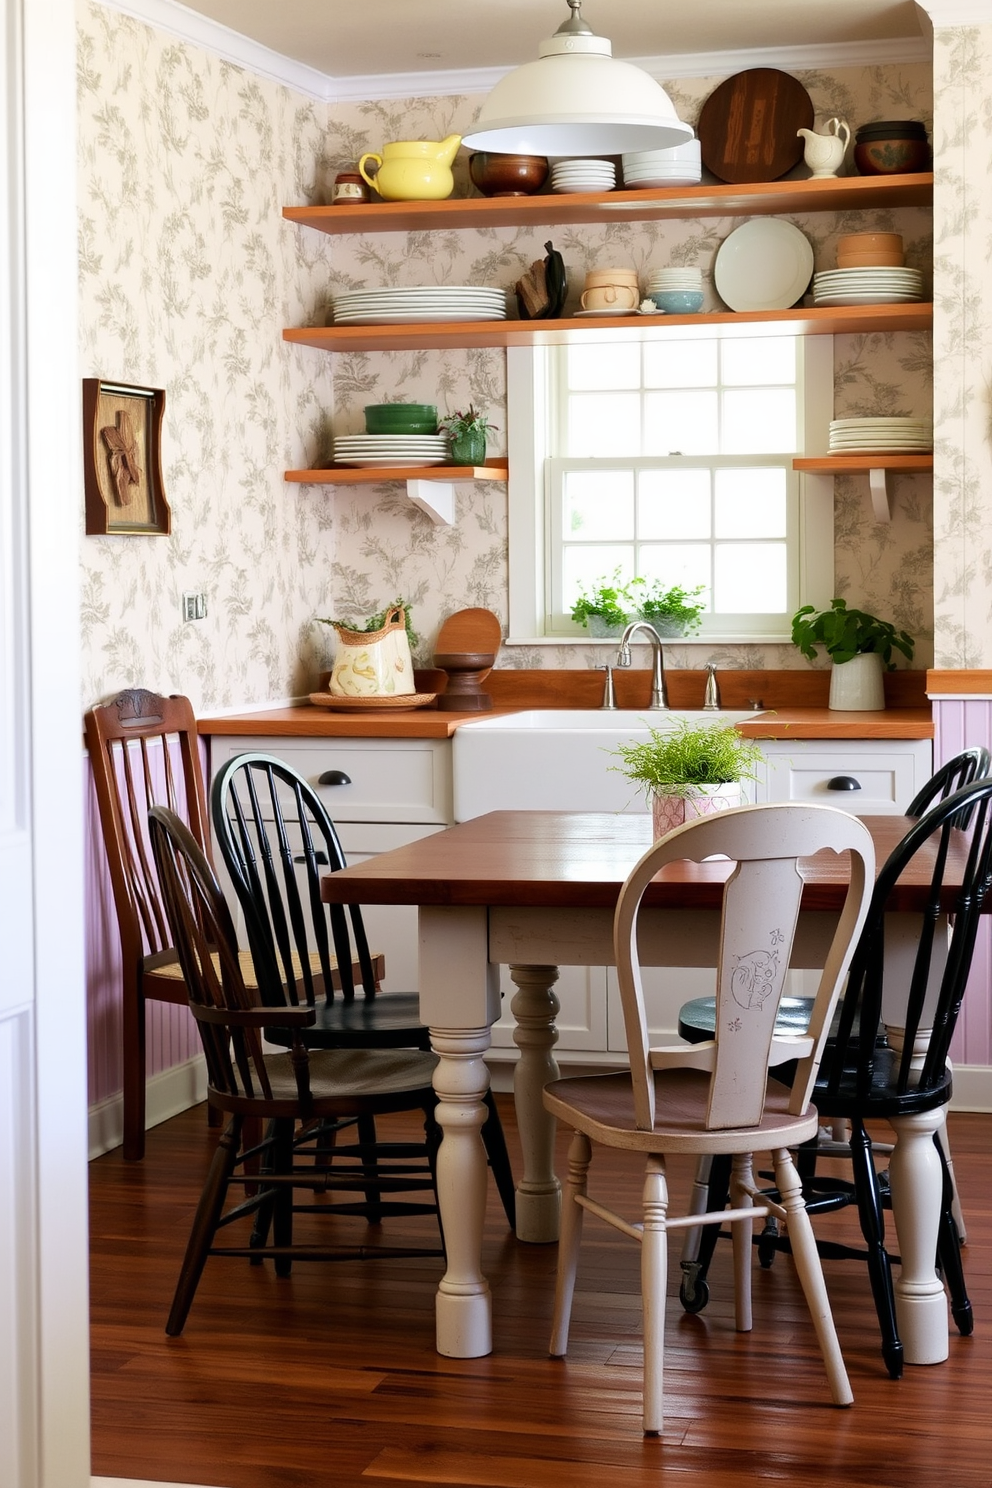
[703,663,721,711]
[616,621,668,710]
[596,663,617,710]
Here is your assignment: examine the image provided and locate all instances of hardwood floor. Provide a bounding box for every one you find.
[90,1100,991,1488]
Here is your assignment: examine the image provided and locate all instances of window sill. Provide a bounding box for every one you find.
[503,633,794,647]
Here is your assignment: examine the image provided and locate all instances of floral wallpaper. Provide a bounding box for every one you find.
[930,24,992,668]
[78,3,935,708]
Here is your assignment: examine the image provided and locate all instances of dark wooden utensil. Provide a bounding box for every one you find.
[697,68,814,184]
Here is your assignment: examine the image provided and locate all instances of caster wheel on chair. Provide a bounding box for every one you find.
[757,1218,779,1268]
[679,1272,710,1314]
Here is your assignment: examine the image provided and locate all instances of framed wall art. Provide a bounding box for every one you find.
[83,378,170,536]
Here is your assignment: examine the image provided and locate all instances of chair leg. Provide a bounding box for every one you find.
[679,1152,731,1313]
[935,1117,967,1245]
[270,1120,296,1276]
[481,1089,516,1229]
[550,1129,591,1359]
[935,1137,973,1337]
[641,1154,669,1437]
[122,986,147,1161]
[772,1145,853,1407]
[849,1118,903,1379]
[357,1112,383,1224]
[730,1152,755,1333]
[167,1116,242,1336]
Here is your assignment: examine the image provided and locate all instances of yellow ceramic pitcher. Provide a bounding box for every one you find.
[358,135,462,202]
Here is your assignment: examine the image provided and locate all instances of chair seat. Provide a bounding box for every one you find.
[813,1048,953,1120]
[544,1069,820,1155]
[216,1045,439,1119]
[151,946,387,999]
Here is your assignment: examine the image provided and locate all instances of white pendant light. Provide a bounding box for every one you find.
[462,0,693,158]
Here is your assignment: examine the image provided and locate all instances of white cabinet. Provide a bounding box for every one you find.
[755,737,931,814]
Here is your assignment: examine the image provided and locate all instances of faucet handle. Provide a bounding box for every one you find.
[596,664,617,710]
[703,662,721,711]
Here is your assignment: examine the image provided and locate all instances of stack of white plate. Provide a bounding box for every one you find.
[813,267,924,307]
[333,433,450,468]
[646,267,703,292]
[828,417,933,453]
[331,285,507,325]
[550,159,616,193]
[622,139,701,188]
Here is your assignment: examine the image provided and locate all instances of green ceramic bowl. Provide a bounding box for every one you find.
[365,403,438,434]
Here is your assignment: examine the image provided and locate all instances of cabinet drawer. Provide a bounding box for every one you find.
[756,739,931,814]
[210,735,453,825]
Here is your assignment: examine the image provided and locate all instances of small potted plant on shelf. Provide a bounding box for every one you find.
[791,598,915,711]
[610,717,764,837]
[570,571,634,637]
[438,404,497,466]
[631,578,706,638]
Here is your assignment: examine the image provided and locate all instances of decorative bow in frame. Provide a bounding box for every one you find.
[83,379,171,535]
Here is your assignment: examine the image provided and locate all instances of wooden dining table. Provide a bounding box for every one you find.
[321,809,965,1363]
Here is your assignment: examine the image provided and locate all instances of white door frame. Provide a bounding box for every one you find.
[1,0,91,1483]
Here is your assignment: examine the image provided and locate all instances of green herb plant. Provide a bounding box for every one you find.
[791,598,914,669]
[437,404,498,440]
[317,599,419,650]
[570,570,634,630]
[632,579,706,634]
[610,718,763,800]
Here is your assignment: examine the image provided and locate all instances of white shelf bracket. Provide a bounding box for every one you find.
[406,479,455,525]
[868,467,892,523]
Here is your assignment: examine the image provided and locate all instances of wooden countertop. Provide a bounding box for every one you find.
[197,701,933,742]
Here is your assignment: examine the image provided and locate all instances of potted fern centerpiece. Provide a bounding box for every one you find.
[791,599,914,711]
[610,717,763,837]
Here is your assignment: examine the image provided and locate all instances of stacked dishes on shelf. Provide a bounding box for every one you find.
[331,285,507,325]
[645,266,704,313]
[828,417,933,453]
[549,159,616,193]
[333,433,450,468]
[812,267,923,306]
[621,139,701,188]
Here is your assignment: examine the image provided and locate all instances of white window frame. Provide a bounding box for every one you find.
[506,333,835,646]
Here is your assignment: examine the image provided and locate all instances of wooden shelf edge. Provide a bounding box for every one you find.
[794,456,933,471]
[283,173,933,236]
[286,464,508,484]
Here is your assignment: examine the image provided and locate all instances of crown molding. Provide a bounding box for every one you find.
[917,1,992,25]
[92,0,933,106]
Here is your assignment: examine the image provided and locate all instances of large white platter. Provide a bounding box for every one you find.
[334,310,508,324]
[714,219,814,312]
[814,292,922,306]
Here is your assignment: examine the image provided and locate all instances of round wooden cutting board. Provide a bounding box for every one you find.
[434,607,502,676]
[697,68,814,184]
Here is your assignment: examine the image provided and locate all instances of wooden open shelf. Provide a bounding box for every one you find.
[285,172,933,236]
[285,302,932,354]
[794,455,933,473]
[285,464,508,484]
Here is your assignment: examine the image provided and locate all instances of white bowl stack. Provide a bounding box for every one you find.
[550,158,616,193]
[646,266,704,293]
[828,417,933,453]
[622,139,701,188]
[331,285,507,325]
[333,433,450,468]
[812,267,924,307]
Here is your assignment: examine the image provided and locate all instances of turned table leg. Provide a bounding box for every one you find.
[887,1107,949,1365]
[508,963,562,1243]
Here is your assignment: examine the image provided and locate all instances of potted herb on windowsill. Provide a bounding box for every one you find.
[570,571,633,637]
[791,599,915,712]
[610,717,763,837]
[438,405,497,466]
[631,579,706,639]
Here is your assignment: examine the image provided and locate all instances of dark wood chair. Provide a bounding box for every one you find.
[678,775,992,1378]
[147,805,444,1337]
[84,689,383,1161]
[209,750,516,1227]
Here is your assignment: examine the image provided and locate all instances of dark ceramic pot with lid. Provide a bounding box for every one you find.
[854,121,931,175]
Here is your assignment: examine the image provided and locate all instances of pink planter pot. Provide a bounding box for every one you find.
[651,784,742,838]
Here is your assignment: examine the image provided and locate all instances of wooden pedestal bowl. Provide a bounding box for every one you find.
[433,651,496,711]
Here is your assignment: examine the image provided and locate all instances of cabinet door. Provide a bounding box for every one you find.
[755,739,931,813]
[335,821,445,993]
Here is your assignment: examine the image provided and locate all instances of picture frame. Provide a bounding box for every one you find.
[83,378,170,536]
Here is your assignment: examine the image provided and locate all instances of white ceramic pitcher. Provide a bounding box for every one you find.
[797,118,851,179]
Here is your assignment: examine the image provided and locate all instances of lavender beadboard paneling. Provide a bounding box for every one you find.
[84,750,200,1109]
[933,696,992,1068]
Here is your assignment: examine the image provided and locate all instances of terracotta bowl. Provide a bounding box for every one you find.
[469,153,549,197]
[836,251,905,269]
[836,231,903,255]
[854,138,931,175]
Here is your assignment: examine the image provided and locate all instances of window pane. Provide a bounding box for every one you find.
[638,469,711,539]
[568,392,641,455]
[721,337,796,386]
[644,390,718,454]
[714,468,787,537]
[714,543,787,612]
[637,544,712,598]
[722,389,796,453]
[567,341,640,389]
[644,339,717,388]
[564,471,634,540]
[563,547,635,608]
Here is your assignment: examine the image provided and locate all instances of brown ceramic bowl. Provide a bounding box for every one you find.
[836,251,905,269]
[854,138,931,175]
[469,153,549,197]
[836,232,903,255]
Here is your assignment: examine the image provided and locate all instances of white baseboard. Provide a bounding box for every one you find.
[88,1054,208,1159]
[949,1064,992,1113]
